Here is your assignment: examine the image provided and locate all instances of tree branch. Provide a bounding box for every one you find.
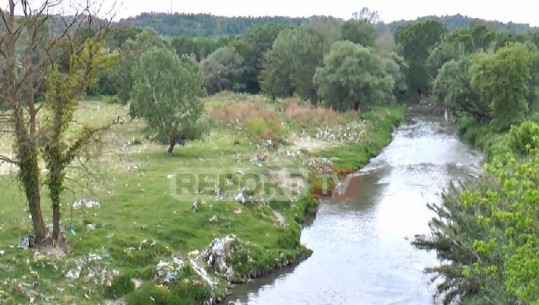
[0,154,18,165]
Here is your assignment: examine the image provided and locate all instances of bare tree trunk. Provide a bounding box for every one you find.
[2,0,47,246]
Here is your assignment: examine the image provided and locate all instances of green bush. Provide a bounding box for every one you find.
[245,116,285,141]
[509,121,539,155]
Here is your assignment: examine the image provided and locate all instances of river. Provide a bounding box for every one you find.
[227,113,484,305]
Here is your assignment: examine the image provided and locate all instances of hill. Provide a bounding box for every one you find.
[388,13,536,32]
[118,12,537,38]
[120,13,307,37]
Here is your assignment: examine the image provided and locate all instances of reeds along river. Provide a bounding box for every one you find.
[227,113,484,305]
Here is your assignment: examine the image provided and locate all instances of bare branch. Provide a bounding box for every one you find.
[0,154,18,165]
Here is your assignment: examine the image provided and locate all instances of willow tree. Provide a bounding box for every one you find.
[130,47,206,153]
[470,43,533,130]
[0,0,114,248]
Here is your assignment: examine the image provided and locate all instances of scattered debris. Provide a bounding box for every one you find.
[273,210,287,227]
[233,187,248,204]
[18,234,35,250]
[72,198,101,209]
[155,256,185,286]
[209,215,218,223]
[86,224,96,231]
[306,158,333,174]
[192,200,200,212]
[200,235,238,280]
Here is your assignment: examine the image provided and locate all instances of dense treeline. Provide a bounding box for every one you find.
[401,16,539,305]
[121,13,306,37]
[120,12,537,38]
[389,13,535,33]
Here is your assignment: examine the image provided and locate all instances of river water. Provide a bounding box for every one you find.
[227,113,484,305]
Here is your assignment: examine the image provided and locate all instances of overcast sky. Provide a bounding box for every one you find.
[109,0,539,26]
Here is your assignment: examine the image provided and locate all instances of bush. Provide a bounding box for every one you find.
[509,121,539,155]
[283,98,349,129]
[245,116,285,142]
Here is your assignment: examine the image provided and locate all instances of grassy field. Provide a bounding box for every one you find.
[0,92,404,304]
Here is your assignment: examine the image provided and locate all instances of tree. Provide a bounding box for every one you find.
[395,20,447,99]
[470,43,533,130]
[201,46,245,94]
[432,57,488,121]
[314,41,395,111]
[41,40,116,243]
[426,41,466,84]
[114,29,169,105]
[130,48,206,153]
[261,27,329,102]
[0,1,114,247]
[341,19,376,47]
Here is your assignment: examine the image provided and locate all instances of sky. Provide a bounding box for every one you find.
[109,0,539,26]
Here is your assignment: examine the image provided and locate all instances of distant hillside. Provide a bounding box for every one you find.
[120,13,307,37]
[118,13,537,38]
[388,14,536,32]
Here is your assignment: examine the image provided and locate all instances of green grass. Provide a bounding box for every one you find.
[0,95,403,304]
[457,115,511,158]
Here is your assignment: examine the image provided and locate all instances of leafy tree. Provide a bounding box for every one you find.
[262,27,329,102]
[395,20,447,99]
[341,19,376,47]
[114,29,169,105]
[426,41,466,83]
[107,25,143,50]
[432,57,488,121]
[41,40,117,242]
[414,150,539,305]
[131,48,206,153]
[314,41,395,111]
[171,36,232,62]
[201,45,245,94]
[244,23,293,92]
[470,43,533,130]
[381,51,408,99]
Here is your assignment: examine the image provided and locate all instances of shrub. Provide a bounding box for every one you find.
[509,121,539,155]
[283,98,348,129]
[245,116,285,142]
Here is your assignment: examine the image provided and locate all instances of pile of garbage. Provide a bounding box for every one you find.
[72,198,101,209]
[64,249,118,287]
[155,256,185,286]
[199,235,238,280]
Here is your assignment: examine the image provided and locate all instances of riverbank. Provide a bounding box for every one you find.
[0,93,403,305]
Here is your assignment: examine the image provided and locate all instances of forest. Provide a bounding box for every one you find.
[1,3,539,304]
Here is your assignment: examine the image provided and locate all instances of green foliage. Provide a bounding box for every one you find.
[470,42,533,130]
[314,41,395,111]
[201,45,246,94]
[130,47,206,148]
[509,121,539,155]
[244,116,285,141]
[432,57,488,121]
[426,41,466,83]
[171,36,232,62]
[124,13,305,38]
[114,29,169,104]
[341,19,376,47]
[261,27,329,102]
[394,20,447,99]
